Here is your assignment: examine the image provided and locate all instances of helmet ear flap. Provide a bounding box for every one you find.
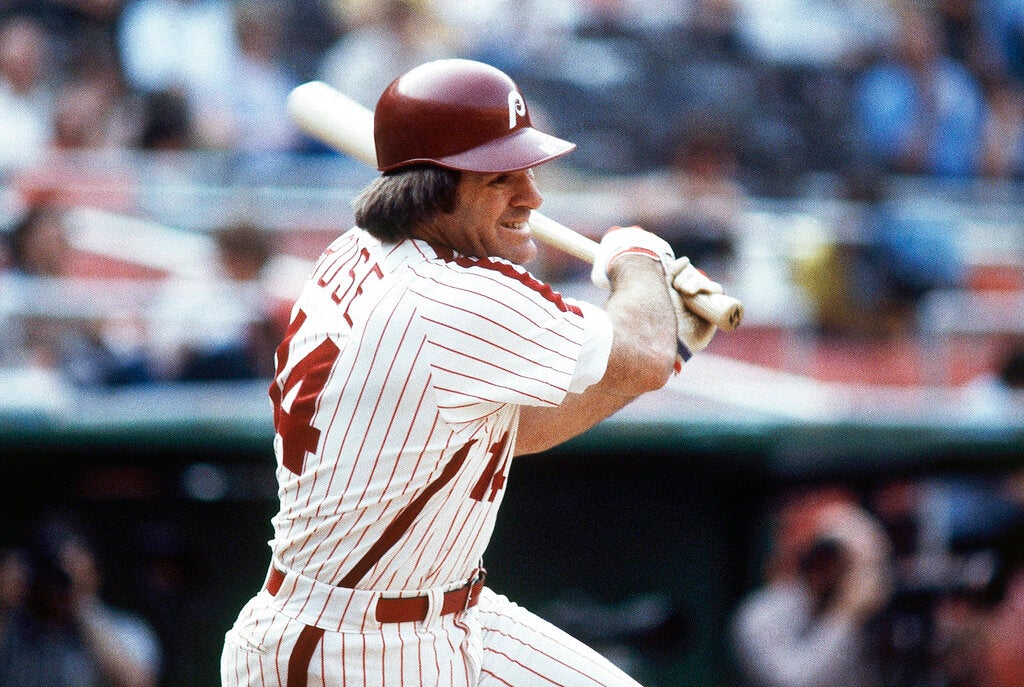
[373,59,575,173]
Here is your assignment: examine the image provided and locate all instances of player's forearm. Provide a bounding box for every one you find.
[514,258,677,456]
[600,255,678,396]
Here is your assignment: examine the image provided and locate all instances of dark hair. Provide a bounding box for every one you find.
[214,221,274,268]
[1000,346,1024,389]
[353,166,460,243]
[140,88,191,150]
[7,202,63,270]
[798,536,846,579]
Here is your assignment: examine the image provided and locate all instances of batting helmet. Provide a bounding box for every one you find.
[374,59,575,173]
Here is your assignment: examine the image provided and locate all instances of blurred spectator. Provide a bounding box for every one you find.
[1,201,153,384]
[976,0,1024,85]
[620,116,746,277]
[0,515,161,687]
[50,45,139,152]
[4,201,71,278]
[317,0,458,109]
[866,474,1024,686]
[731,0,896,68]
[136,87,193,150]
[146,220,285,381]
[221,0,301,155]
[445,0,578,77]
[1,22,140,207]
[937,0,992,70]
[731,489,893,687]
[981,550,1024,686]
[978,72,1024,179]
[51,75,123,150]
[275,0,339,83]
[852,6,987,177]
[2,202,80,373]
[117,0,238,148]
[685,0,745,56]
[0,0,124,74]
[996,342,1024,390]
[792,166,965,339]
[0,15,57,171]
[130,523,214,687]
[122,0,302,155]
[964,339,1024,420]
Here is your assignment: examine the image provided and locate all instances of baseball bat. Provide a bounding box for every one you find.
[287,81,743,330]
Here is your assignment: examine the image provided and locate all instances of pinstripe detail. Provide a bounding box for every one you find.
[416,286,584,357]
[432,366,558,406]
[480,669,514,686]
[223,231,622,687]
[430,341,569,397]
[450,255,582,316]
[266,233,587,588]
[338,439,476,587]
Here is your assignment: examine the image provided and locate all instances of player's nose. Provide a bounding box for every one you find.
[512,169,543,209]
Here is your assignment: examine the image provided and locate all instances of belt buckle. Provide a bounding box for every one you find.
[463,567,486,612]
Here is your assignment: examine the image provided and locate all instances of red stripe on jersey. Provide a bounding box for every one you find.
[481,668,515,686]
[451,256,582,316]
[430,340,569,394]
[416,293,581,363]
[433,366,555,405]
[415,282,585,362]
[336,439,477,587]
[287,624,324,687]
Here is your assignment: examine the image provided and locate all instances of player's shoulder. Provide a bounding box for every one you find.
[417,245,581,317]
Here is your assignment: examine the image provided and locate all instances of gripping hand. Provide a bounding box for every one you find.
[667,256,720,365]
[590,225,673,290]
[670,255,724,300]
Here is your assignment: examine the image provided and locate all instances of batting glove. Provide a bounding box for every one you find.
[670,255,724,298]
[591,225,673,290]
[667,256,719,367]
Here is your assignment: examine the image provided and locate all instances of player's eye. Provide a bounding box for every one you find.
[489,174,511,186]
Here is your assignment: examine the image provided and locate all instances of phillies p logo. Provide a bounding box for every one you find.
[507,91,525,129]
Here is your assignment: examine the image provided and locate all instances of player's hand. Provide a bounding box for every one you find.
[591,225,673,290]
[667,257,718,366]
[669,255,724,299]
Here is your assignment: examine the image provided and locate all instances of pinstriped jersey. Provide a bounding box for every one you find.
[267,227,612,593]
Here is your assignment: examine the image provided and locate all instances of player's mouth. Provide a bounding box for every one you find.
[500,220,530,235]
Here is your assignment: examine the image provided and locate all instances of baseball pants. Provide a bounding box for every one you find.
[221,565,643,686]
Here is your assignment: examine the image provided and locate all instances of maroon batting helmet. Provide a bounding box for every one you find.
[373,59,575,173]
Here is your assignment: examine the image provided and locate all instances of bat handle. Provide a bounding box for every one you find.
[528,211,743,331]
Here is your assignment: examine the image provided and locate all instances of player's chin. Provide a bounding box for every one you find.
[497,226,537,265]
[502,238,537,265]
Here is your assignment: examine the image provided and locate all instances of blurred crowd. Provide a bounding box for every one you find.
[732,477,1024,687]
[0,5,1020,686]
[1,0,1023,181]
[0,0,1018,391]
[0,514,162,687]
[0,198,291,387]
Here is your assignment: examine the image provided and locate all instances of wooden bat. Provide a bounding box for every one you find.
[286,81,744,330]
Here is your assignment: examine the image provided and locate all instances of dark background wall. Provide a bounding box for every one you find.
[3,411,1020,687]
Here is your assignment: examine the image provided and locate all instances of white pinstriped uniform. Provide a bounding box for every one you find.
[221,228,642,686]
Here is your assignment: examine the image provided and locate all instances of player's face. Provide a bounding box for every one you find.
[434,168,544,265]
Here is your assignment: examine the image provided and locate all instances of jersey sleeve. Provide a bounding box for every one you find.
[413,258,611,427]
[564,299,612,394]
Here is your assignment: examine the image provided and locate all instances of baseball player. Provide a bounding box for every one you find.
[221,58,722,687]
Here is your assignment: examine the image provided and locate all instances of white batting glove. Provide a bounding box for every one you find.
[667,256,718,367]
[669,256,724,298]
[590,225,673,290]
